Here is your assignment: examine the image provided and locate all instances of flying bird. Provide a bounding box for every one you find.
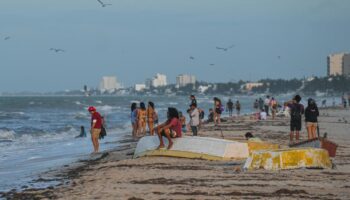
[209,64,215,66]
[189,56,195,60]
[97,0,112,7]
[49,48,65,53]
[4,36,10,40]
[216,44,235,52]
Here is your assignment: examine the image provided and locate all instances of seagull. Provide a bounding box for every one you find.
[209,64,215,66]
[216,44,235,51]
[277,56,281,59]
[97,0,112,7]
[49,48,65,53]
[189,56,195,60]
[4,36,10,40]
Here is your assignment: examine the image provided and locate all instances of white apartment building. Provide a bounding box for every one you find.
[99,76,122,93]
[135,84,146,92]
[328,53,350,76]
[176,74,196,87]
[152,73,167,87]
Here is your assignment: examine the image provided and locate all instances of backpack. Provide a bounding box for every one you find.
[220,105,224,112]
[290,104,301,121]
[99,125,107,139]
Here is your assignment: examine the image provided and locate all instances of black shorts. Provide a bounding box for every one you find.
[290,120,301,131]
[215,108,222,115]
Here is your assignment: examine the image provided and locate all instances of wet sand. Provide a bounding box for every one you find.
[2,107,350,199]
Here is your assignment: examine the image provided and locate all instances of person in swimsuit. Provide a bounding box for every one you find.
[137,102,147,137]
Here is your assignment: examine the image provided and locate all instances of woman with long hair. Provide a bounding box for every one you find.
[147,101,157,135]
[155,107,182,150]
[137,102,147,136]
[130,103,138,137]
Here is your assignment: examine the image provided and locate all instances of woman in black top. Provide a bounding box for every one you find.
[305,98,319,140]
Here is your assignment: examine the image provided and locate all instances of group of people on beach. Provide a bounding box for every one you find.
[130,101,158,138]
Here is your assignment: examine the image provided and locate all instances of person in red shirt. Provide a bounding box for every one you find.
[88,106,103,153]
[155,107,182,150]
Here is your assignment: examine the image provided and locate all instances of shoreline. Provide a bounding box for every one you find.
[1,107,350,199]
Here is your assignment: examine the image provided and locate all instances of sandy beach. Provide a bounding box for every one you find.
[2,107,350,200]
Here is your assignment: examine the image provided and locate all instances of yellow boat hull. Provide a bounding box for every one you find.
[244,148,332,170]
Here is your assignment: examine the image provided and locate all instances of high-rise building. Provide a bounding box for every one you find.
[176,74,196,87]
[152,73,167,87]
[327,53,350,76]
[99,76,122,93]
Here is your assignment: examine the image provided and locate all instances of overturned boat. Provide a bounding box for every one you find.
[133,136,250,161]
[244,148,332,170]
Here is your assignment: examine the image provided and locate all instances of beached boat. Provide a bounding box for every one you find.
[133,136,250,161]
[289,138,338,157]
[243,148,332,170]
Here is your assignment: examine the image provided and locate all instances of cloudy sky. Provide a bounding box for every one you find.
[0,0,349,92]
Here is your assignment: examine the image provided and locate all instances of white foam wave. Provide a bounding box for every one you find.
[95,100,103,104]
[0,130,16,140]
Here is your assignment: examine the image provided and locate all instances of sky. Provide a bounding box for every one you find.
[0,0,350,92]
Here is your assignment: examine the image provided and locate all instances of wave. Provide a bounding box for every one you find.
[0,111,30,120]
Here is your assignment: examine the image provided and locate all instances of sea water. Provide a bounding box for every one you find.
[0,95,338,192]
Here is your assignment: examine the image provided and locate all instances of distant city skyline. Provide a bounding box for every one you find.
[1,0,350,92]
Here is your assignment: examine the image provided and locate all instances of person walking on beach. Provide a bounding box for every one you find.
[137,102,147,136]
[270,97,278,120]
[189,103,200,136]
[264,96,270,116]
[235,100,241,116]
[342,94,347,108]
[147,101,157,135]
[305,98,319,140]
[348,93,350,108]
[130,103,138,138]
[226,99,234,117]
[88,106,102,153]
[288,95,304,144]
[155,107,182,150]
[213,97,223,126]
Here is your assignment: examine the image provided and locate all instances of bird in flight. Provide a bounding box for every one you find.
[189,56,195,60]
[49,48,65,53]
[216,44,235,51]
[209,64,215,66]
[4,36,11,40]
[97,0,112,7]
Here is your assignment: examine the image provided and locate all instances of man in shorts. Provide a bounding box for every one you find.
[88,106,103,153]
[288,95,304,144]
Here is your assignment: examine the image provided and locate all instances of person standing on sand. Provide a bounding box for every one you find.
[190,95,197,107]
[235,100,241,116]
[88,106,102,153]
[189,103,200,136]
[155,107,182,150]
[258,98,264,111]
[288,95,304,144]
[348,93,350,108]
[213,97,223,126]
[130,103,138,138]
[179,111,187,133]
[147,101,157,136]
[342,94,347,108]
[264,95,270,116]
[305,98,319,140]
[226,99,234,117]
[270,97,278,120]
[254,99,259,112]
[137,102,147,136]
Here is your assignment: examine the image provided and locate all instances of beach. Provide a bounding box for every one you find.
[1,107,350,200]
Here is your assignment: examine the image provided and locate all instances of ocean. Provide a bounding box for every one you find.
[0,95,339,192]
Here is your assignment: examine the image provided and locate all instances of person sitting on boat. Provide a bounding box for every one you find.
[155,107,182,150]
[245,132,262,142]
